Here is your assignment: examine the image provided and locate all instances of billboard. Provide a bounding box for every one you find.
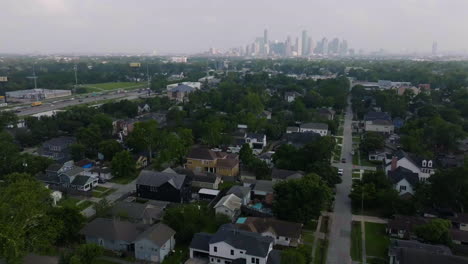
[0,76,7,82]
[129,63,141,68]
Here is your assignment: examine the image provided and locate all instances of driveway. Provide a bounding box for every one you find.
[327,96,354,264]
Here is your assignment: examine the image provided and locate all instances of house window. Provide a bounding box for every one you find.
[428,161,433,167]
[422,160,427,167]
[211,258,214,262]
[285,237,289,241]
[251,258,255,263]
[214,246,217,252]
[230,249,234,255]
[256,259,259,264]
[276,236,279,239]
[399,186,407,191]
[217,259,220,263]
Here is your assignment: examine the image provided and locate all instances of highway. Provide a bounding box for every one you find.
[15,89,152,117]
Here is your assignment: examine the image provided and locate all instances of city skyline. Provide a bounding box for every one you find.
[2,0,468,55]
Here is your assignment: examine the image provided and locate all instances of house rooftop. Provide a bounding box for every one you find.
[236,217,303,240]
[271,168,304,181]
[388,167,420,187]
[300,122,328,130]
[226,186,251,199]
[187,147,217,160]
[136,223,175,246]
[217,158,239,169]
[253,180,275,194]
[80,218,145,242]
[214,194,242,211]
[136,170,186,190]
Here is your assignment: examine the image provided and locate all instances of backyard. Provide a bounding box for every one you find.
[365,222,390,264]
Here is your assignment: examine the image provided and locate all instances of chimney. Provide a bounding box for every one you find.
[391,156,398,171]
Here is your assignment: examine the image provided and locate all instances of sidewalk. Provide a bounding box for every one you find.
[352,215,388,224]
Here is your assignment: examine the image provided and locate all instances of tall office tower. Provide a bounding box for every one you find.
[329,38,340,54]
[285,36,292,57]
[295,37,301,55]
[307,37,314,55]
[301,30,308,56]
[246,45,251,56]
[339,40,348,55]
[250,43,256,56]
[432,41,438,55]
[264,29,268,45]
[322,38,329,55]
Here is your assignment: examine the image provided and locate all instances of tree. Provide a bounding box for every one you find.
[360,132,385,155]
[281,249,306,264]
[415,219,452,245]
[70,143,86,161]
[126,120,159,160]
[98,140,122,161]
[90,113,113,138]
[111,151,136,179]
[0,173,58,264]
[93,198,111,218]
[77,125,102,158]
[239,144,255,164]
[74,244,103,264]
[273,174,332,223]
[0,132,20,177]
[49,207,85,245]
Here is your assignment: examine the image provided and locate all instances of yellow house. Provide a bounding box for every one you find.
[186,148,239,177]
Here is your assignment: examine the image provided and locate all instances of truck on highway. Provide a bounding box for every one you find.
[31,101,42,107]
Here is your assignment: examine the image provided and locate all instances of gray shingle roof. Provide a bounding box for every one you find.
[214,194,242,211]
[137,170,186,190]
[388,167,420,187]
[271,168,303,181]
[226,186,251,199]
[70,175,92,186]
[237,217,303,239]
[210,224,273,258]
[171,84,195,93]
[190,232,213,252]
[300,122,328,130]
[253,180,275,194]
[136,223,175,246]
[80,218,144,242]
[187,148,217,160]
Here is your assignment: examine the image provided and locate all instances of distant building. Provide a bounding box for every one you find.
[299,122,329,136]
[166,84,196,102]
[38,136,76,162]
[170,56,188,63]
[185,148,240,178]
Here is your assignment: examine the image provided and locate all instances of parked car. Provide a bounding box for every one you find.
[341,158,346,163]
[338,169,344,175]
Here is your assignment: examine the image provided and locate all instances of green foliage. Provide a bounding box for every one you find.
[126,120,159,159]
[163,203,230,245]
[93,198,112,218]
[360,132,385,155]
[415,219,452,245]
[281,249,306,264]
[70,143,86,161]
[111,151,136,179]
[98,140,123,161]
[75,244,104,264]
[273,174,332,223]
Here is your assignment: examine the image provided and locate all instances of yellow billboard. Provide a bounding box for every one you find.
[129,63,141,68]
[0,76,7,82]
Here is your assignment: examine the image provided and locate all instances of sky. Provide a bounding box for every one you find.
[1,0,467,54]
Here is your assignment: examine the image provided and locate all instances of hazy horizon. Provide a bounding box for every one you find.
[2,0,468,54]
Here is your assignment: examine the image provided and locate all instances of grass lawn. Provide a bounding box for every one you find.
[320,216,329,233]
[92,188,116,198]
[110,174,138,184]
[161,246,188,264]
[365,222,390,261]
[353,153,360,165]
[352,172,361,179]
[314,239,328,264]
[302,231,315,244]
[58,196,80,208]
[351,221,363,262]
[359,157,378,167]
[77,200,94,211]
[94,186,109,192]
[304,219,318,231]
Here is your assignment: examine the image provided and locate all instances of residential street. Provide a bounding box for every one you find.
[327,95,354,264]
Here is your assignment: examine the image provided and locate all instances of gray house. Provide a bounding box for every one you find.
[134,223,176,263]
[80,218,145,252]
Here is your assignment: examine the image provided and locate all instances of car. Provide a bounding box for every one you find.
[338,169,344,175]
[341,158,346,163]
[78,99,83,102]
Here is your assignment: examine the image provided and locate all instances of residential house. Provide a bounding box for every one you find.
[236,217,303,247]
[396,86,421,96]
[80,218,144,251]
[286,126,300,134]
[83,166,113,182]
[74,159,94,171]
[198,189,220,201]
[299,122,329,136]
[386,215,428,239]
[388,239,468,264]
[111,200,168,224]
[232,132,267,154]
[451,229,468,246]
[388,167,420,196]
[167,81,201,90]
[226,185,251,205]
[252,180,275,198]
[70,175,98,192]
[271,168,304,183]
[134,223,176,263]
[137,104,151,115]
[260,110,272,120]
[186,148,240,178]
[280,132,321,149]
[368,149,388,162]
[284,91,301,103]
[189,224,277,264]
[317,108,336,120]
[258,152,274,167]
[214,194,242,220]
[364,112,394,134]
[136,170,191,203]
[38,136,76,162]
[38,161,97,191]
[192,173,222,190]
[167,84,196,102]
[385,150,436,181]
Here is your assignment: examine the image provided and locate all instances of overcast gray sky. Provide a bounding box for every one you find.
[2,0,467,54]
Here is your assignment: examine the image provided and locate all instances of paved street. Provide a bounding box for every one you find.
[16,90,150,116]
[327,95,354,264]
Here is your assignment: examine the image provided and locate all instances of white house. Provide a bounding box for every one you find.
[299,122,329,136]
[189,225,279,264]
[214,194,242,220]
[284,91,301,103]
[134,223,176,263]
[226,186,251,205]
[245,133,267,153]
[365,119,395,134]
[388,167,419,195]
[83,167,113,181]
[385,150,435,181]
